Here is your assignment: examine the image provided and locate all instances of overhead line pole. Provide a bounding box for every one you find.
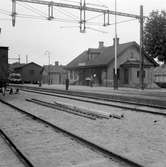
[79,0,82,32]
[12,0,145,90]
[83,0,86,32]
[13,0,141,19]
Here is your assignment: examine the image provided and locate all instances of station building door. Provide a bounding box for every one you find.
[124,68,129,84]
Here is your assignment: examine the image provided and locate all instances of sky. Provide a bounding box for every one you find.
[0,0,165,66]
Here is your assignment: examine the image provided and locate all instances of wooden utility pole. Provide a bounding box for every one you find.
[140,5,144,90]
[114,0,118,89]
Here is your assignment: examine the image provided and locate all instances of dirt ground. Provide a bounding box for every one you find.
[1,90,166,167]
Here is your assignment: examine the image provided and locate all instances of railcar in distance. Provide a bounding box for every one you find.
[9,73,22,84]
[0,47,8,95]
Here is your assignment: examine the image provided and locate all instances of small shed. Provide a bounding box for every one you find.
[14,62,42,83]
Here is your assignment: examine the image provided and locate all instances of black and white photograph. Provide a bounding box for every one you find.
[0,0,166,166]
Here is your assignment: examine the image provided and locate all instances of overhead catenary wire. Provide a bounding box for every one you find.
[16,13,79,23]
[86,2,108,9]
[23,2,47,16]
[17,2,80,21]
[9,0,145,89]
[17,2,47,17]
[60,25,108,33]
[0,11,137,29]
[55,7,79,21]
[0,18,11,21]
[10,0,142,32]
[0,1,138,34]
[0,9,11,15]
[86,26,108,33]
[0,7,137,27]
[0,12,10,16]
[59,0,80,5]
[86,13,103,21]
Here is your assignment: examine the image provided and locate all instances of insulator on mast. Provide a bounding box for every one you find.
[103,12,106,26]
[12,0,16,27]
[48,2,54,20]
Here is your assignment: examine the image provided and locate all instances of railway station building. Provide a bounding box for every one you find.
[66,39,158,88]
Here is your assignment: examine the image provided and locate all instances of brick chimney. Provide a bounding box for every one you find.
[55,61,59,66]
[98,41,104,49]
[113,38,119,46]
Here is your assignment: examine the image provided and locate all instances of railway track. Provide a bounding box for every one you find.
[0,129,34,167]
[11,85,166,109]
[0,98,143,167]
[13,86,166,117]
[26,98,123,120]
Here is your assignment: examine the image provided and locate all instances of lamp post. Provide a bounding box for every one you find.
[114,0,118,89]
[45,50,50,85]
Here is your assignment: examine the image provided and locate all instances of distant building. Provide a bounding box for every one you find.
[42,61,67,84]
[14,62,42,83]
[9,62,25,73]
[66,39,158,88]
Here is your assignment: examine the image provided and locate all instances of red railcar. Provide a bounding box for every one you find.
[0,47,8,95]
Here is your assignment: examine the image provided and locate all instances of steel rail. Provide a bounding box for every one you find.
[11,85,166,109]
[26,98,97,120]
[0,99,143,167]
[26,98,112,119]
[22,88,166,117]
[0,129,34,167]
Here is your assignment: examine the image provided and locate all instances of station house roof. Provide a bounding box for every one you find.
[66,41,158,69]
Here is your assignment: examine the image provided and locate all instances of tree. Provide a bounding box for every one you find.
[144,10,166,64]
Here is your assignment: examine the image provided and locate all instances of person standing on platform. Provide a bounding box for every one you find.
[65,77,69,90]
